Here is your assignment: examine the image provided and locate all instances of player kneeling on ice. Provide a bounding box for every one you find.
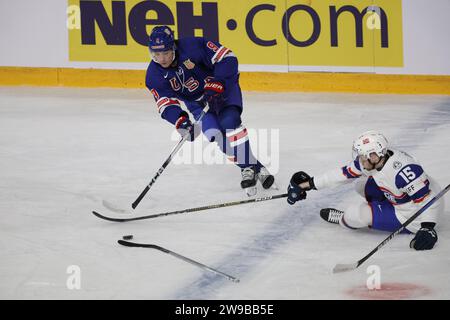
[145,26,274,196]
[286,131,444,251]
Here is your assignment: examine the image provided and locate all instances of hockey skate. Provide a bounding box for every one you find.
[320,208,344,224]
[241,166,257,197]
[257,167,276,190]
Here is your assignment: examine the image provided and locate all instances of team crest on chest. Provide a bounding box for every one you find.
[393,161,402,170]
[183,59,195,70]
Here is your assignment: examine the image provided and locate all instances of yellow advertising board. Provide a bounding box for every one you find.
[67,0,403,67]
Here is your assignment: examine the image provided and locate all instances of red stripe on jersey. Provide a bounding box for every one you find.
[413,191,430,203]
[156,97,180,113]
[213,47,230,63]
[157,97,178,108]
[348,167,361,177]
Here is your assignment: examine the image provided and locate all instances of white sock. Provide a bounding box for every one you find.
[340,202,372,229]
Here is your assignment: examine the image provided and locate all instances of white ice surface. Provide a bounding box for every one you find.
[0,87,449,299]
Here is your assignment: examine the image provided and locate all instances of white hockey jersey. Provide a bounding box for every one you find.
[313,148,443,230]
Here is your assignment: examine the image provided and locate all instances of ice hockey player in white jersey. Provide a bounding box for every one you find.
[286,131,444,250]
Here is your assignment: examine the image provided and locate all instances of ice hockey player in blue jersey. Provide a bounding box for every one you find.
[145,26,274,196]
[286,131,444,251]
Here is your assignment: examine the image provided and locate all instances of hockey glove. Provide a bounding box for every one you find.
[287,171,316,205]
[410,222,438,251]
[204,79,225,108]
[175,115,199,142]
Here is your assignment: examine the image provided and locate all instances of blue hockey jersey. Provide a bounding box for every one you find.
[145,37,239,125]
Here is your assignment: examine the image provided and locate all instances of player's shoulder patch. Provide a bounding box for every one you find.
[183,59,196,70]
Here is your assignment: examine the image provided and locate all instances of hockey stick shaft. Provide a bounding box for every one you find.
[334,183,450,273]
[93,193,288,222]
[118,240,239,282]
[132,102,209,209]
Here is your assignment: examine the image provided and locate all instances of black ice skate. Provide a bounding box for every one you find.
[241,166,257,197]
[257,167,275,189]
[320,208,344,224]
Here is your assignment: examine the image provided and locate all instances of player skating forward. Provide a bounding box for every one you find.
[287,131,444,250]
[145,26,274,196]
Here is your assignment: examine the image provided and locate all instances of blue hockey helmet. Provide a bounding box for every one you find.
[148,26,175,52]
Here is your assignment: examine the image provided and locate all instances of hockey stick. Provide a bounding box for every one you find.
[103,102,209,213]
[93,193,288,222]
[333,183,450,273]
[118,240,239,283]
[132,102,209,209]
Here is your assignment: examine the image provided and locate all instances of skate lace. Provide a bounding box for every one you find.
[328,209,343,223]
[242,167,255,180]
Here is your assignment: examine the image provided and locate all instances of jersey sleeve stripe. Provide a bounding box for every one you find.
[348,167,362,177]
[156,97,180,114]
[410,180,431,203]
[211,46,231,64]
[342,166,361,179]
[413,191,430,203]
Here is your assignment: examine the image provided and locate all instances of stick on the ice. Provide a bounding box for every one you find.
[118,240,239,283]
[333,183,450,274]
[94,193,288,222]
[130,102,209,210]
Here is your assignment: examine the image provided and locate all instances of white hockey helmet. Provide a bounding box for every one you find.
[352,130,388,159]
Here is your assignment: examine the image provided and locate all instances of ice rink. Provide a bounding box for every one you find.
[0,86,449,299]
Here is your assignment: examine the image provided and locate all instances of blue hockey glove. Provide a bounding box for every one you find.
[410,222,438,250]
[204,79,225,107]
[175,115,199,142]
[287,171,315,205]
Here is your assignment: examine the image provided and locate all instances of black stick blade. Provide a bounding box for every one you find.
[92,211,127,222]
[117,240,158,249]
